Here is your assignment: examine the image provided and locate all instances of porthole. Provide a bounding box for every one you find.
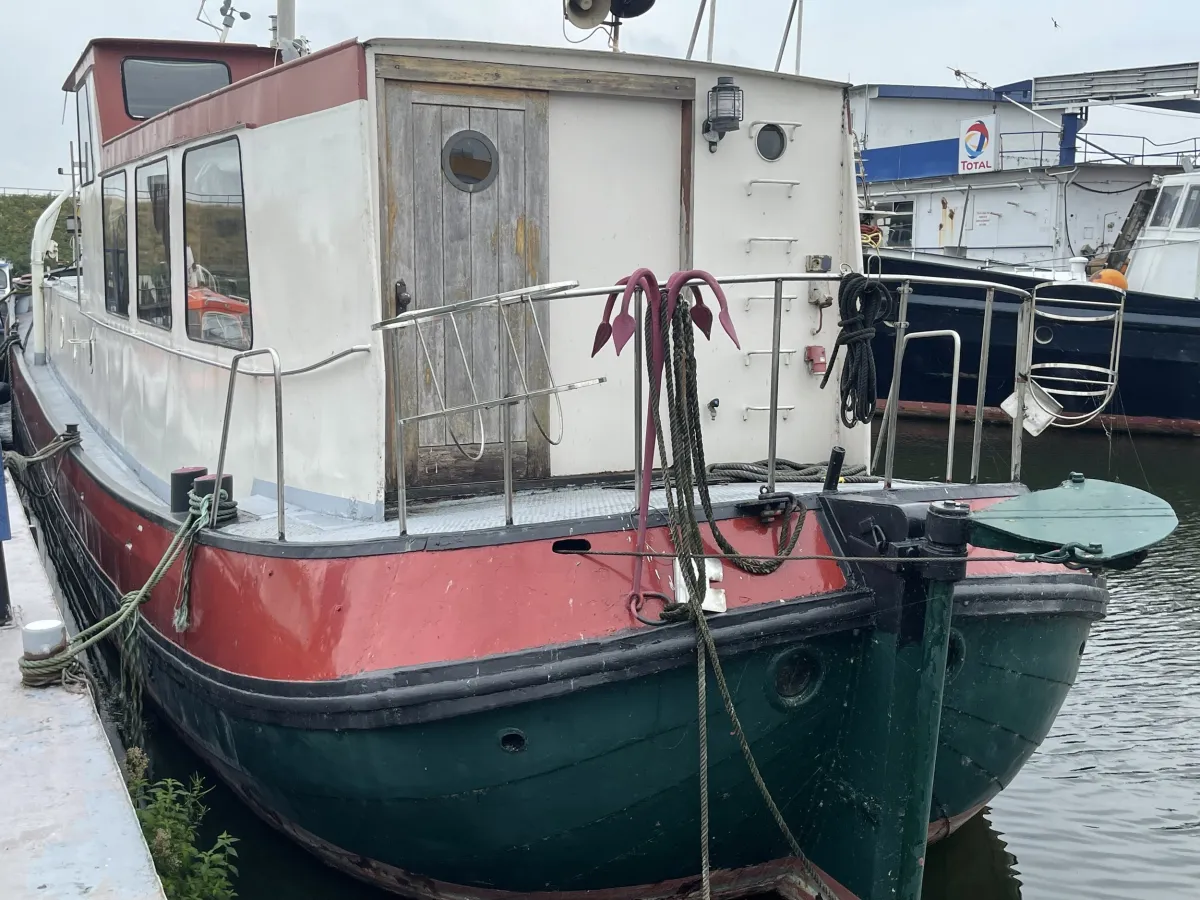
[498,728,527,753]
[442,130,498,193]
[755,124,788,162]
[767,646,823,710]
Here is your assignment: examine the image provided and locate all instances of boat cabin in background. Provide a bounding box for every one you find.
[852,63,1200,269]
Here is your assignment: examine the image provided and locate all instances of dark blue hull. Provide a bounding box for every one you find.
[869,255,1200,431]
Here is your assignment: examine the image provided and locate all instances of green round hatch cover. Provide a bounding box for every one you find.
[968,473,1178,568]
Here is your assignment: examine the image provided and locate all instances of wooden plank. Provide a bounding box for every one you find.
[679,99,694,269]
[376,55,695,102]
[414,442,528,486]
[441,104,475,446]
[379,81,419,488]
[496,106,527,442]
[409,84,526,110]
[412,102,446,447]
[470,106,501,441]
[524,91,551,479]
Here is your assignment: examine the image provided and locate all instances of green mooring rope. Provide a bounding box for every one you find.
[18,491,216,689]
[648,298,840,900]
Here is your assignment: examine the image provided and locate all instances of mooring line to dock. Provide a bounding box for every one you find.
[17,490,216,689]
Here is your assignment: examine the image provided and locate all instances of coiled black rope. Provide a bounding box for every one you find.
[820,274,893,428]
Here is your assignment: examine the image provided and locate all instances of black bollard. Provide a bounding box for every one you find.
[822,446,846,492]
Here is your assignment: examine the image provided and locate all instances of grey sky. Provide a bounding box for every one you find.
[4,0,1199,188]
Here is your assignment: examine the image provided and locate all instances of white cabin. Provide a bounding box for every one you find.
[39,35,866,527]
[1125,170,1200,299]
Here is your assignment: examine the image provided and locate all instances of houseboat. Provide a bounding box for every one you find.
[8,4,1166,900]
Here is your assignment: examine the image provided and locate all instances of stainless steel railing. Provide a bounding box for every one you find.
[212,348,285,540]
[371,270,1127,533]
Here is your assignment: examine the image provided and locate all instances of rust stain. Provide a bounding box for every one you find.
[515,213,541,281]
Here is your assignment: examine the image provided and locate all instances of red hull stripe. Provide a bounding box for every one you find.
[13,363,847,680]
[12,359,1058,683]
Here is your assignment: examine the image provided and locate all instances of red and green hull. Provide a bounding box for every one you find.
[12,357,1103,900]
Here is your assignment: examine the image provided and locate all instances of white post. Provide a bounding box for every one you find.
[276,0,295,43]
[794,0,803,74]
[706,0,717,62]
[30,189,72,366]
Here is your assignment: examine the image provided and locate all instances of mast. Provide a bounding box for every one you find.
[277,0,296,44]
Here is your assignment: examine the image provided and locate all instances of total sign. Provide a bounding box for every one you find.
[958,115,997,173]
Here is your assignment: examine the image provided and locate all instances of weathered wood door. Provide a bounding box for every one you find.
[379,82,550,490]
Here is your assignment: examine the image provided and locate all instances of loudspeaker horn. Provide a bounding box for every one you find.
[564,0,611,29]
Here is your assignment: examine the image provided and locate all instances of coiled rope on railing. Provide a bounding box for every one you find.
[820,273,894,428]
[645,286,840,900]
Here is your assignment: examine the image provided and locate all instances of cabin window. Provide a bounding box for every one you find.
[183,137,252,351]
[755,124,788,162]
[122,58,231,120]
[75,82,95,185]
[1149,185,1183,228]
[102,172,129,316]
[135,159,173,331]
[1176,187,1200,230]
[441,130,498,193]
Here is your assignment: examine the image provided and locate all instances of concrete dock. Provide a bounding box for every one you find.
[0,477,166,899]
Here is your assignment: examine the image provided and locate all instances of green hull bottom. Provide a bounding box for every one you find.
[150,609,1091,899]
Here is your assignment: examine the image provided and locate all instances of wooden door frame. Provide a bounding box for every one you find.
[377,57,697,495]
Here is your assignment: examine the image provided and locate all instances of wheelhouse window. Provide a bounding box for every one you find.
[135,160,172,330]
[1177,187,1200,230]
[183,138,252,350]
[75,81,95,185]
[1149,185,1184,228]
[122,58,231,120]
[102,172,129,316]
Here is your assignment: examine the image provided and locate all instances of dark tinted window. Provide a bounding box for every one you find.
[135,160,172,330]
[1150,185,1183,228]
[755,124,787,161]
[442,130,498,193]
[76,83,95,185]
[122,58,231,120]
[183,138,252,350]
[1178,187,1200,229]
[102,172,129,316]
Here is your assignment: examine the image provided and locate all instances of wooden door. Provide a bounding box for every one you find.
[379,82,550,490]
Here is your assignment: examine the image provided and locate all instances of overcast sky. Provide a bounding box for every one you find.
[4,0,1200,189]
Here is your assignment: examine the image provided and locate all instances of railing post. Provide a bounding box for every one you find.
[1010,297,1032,482]
[390,329,408,536]
[970,287,995,484]
[767,277,784,493]
[502,400,514,526]
[883,281,912,488]
[633,286,644,504]
[212,347,285,541]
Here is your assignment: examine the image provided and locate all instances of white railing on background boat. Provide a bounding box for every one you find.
[371,271,1128,536]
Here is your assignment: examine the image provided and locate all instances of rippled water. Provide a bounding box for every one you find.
[135,423,1199,899]
[914,423,1200,899]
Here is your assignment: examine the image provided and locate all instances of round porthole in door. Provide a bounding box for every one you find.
[755,124,788,162]
[442,130,499,193]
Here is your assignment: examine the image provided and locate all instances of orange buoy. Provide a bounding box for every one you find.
[1091,268,1129,291]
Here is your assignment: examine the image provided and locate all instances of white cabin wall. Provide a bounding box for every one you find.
[367,40,865,475]
[688,78,865,469]
[46,100,385,518]
[544,93,681,477]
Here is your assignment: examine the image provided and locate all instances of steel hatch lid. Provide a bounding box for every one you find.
[968,472,1178,567]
